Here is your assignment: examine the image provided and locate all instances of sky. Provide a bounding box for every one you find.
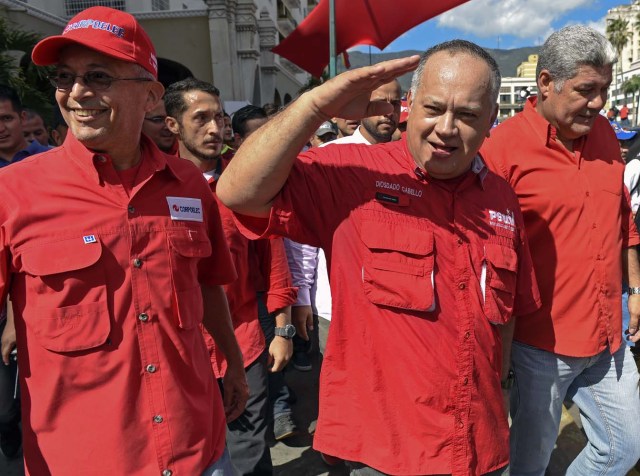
[351,0,630,53]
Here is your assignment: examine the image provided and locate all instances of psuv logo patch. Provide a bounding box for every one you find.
[83,235,97,244]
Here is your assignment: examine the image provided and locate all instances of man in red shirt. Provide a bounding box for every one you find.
[164,79,297,475]
[217,40,541,476]
[0,6,248,475]
[481,25,640,475]
[142,98,178,154]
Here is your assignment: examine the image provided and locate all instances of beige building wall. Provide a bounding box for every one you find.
[516,54,538,78]
[139,17,213,83]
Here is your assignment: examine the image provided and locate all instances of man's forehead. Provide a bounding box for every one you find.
[419,52,490,90]
[57,44,133,71]
[183,90,221,110]
[569,64,612,83]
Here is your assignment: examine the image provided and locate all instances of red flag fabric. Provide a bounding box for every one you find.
[272,0,471,77]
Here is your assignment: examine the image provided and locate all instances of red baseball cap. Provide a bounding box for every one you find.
[32,6,158,78]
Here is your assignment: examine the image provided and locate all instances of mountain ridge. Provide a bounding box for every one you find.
[339,46,541,92]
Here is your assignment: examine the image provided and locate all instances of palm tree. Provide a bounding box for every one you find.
[622,75,640,126]
[607,16,632,106]
[0,16,52,117]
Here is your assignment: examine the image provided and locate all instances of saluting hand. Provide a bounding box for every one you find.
[305,55,420,122]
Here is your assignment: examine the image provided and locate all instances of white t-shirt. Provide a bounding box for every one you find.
[624,159,640,214]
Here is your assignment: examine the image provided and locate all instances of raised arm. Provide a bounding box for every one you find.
[215,56,420,217]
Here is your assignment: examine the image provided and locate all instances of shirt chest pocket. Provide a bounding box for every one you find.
[360,220,435,312]
[482,243,518,324]
[19,237,110,352]
[167,226,213,329]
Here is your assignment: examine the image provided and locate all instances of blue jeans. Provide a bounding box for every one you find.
[202,448,237,475]
[509,341,640,476]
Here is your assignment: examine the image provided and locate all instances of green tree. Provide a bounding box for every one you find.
[606,16,632,104]
[0,15,52,116]
[622,75,640,126]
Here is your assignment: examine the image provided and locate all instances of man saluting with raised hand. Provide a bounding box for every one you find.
[217,41,540,476]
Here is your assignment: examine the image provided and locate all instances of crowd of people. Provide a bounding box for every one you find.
[0,5,638,476]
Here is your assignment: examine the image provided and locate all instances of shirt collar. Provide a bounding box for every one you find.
[62,133,184,184]
[353,126,372,145]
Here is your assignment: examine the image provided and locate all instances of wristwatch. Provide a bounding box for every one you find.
[274,324,296,339]
[628,287,640,295]
[501,369,515,390]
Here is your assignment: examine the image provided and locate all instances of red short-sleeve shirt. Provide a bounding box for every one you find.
[234,137,540,476]
[204,175,296,377]
[481,97,640,356]
[0,134,236,475]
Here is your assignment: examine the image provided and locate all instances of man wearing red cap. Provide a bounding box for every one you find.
[0,6,248,475]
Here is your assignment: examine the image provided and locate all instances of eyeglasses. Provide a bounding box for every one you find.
[49,71,152,91]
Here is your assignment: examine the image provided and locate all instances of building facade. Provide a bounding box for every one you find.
[1,0,314,109]
[496,54,538,120]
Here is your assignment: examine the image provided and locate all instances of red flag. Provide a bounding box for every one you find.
[272,0,471,77]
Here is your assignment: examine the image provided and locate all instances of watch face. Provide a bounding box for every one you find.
[286,325,296,338]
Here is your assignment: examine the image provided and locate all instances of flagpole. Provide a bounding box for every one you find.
[329,0,337,78]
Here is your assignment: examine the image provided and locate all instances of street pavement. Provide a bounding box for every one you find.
[2,346,639,476]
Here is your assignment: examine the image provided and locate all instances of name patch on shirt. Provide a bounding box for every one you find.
[166,197,204,222]
[83,235,97,244]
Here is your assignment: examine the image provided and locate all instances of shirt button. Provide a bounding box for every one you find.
[162,471,172,476]
[128,205,135,214]
[458,283,466,290]
[96,155,107,163]
[586,191,590,197]
[457,420,464,429]
[153,415,163,423]
[138,313,149,322]
[462,377,468,385]
[146,364,157,373]
[133,258,142,268]
[464,331,471,339]
[457,238,463,245]
[592,223,596,229]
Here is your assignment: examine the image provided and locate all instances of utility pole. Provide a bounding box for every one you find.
[329,0,337,78]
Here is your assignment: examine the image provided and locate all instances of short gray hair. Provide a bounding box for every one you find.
[536,25,616,92]
[409,39,501,104]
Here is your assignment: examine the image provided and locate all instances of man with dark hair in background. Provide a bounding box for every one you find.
[142,97,177,154]
[222,111,234,148]
[48,106,68,146]
[331,117,359,138]
[165,82,297,474]
[0,86,50,168]
[22,109,50,146]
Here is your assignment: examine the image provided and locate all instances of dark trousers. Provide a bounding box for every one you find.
[221,352,272,476]
[0,319,19,436]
